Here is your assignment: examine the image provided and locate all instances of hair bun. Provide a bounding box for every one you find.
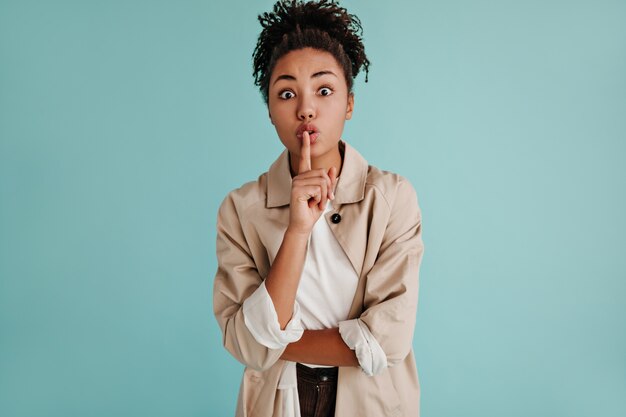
[253,0,370,103]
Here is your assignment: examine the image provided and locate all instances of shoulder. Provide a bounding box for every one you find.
[217,172,268,221]
[364,164,419,210]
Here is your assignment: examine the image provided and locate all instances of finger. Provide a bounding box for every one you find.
[298,131,311,174]
[307,180,327,211]
[292,176,330,189]
[294,177,330,196]
[294,168,331,183]
[328,166,337,200]
[294,168,331,198]
[307,187,322,209]
[318,182,328,211]
[298,181,326,211]
[297,182,325,202]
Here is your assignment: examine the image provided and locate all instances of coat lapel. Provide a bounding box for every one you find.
[266,140,370,278]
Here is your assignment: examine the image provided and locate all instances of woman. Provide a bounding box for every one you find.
[213,1,425,416]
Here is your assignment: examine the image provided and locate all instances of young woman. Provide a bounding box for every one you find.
[213,1,425,416]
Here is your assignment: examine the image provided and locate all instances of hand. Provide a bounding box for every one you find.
[288,132,338,235]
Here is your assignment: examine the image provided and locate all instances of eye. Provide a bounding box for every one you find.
[318,87,333,96]
[278,90,295,100]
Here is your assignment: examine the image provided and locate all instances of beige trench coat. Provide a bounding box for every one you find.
[213,141,425,417]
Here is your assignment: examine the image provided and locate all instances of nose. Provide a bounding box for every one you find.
[297,94,316,121]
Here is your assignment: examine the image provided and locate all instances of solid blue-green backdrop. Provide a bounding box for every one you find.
[1,0,624,416]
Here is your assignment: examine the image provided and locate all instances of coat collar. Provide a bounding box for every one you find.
[266,140,369,208]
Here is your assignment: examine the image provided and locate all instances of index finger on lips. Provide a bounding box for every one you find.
[298,131,311,174]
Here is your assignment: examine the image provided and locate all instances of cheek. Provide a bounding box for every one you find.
[268,105,285,126]
[269,108,295,139]
[329,100,349,123]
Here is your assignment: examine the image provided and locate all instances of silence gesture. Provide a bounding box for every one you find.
[288,132,338,235]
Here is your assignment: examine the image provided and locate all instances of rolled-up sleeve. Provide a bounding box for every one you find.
[243,281,304,349]
[338,318,388,376]
[358,178,425,367]
[213,193,290,371]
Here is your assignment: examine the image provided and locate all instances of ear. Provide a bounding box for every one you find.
[345,93,355,120]
[268,109,275,125]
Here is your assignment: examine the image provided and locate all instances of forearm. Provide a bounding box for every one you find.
[264,228,309,329]
[280,328,359,367]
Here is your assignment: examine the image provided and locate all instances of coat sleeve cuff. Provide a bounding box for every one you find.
[338,319,388,376]
[243,281,304,349]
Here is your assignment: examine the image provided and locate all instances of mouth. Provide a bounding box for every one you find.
[296,123,320,141]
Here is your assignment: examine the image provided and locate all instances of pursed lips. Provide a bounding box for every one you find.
[296,123,319,140]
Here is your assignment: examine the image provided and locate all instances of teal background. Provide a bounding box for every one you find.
[1,0,624,416]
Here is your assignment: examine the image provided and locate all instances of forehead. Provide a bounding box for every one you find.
[270,48,344,82]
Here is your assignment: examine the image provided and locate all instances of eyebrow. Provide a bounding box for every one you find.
[272,70,338,85]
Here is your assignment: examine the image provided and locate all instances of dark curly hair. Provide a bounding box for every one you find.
[252,0,370,104]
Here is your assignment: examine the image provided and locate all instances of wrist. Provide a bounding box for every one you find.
[285,226,311,241]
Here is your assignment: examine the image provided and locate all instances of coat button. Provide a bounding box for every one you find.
[331,213,341,224]
[320,375,329,382]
